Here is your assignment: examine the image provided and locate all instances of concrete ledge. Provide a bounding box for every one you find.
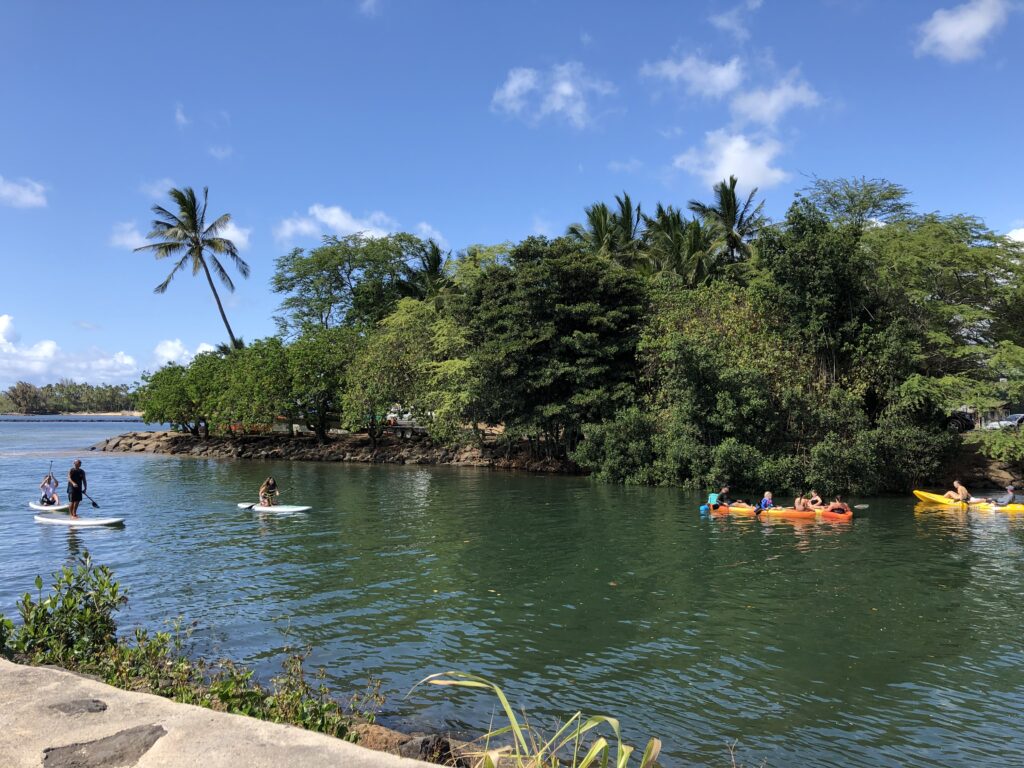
[0,658,429,768]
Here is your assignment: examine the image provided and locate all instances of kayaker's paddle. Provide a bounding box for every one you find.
[853,504,869,510]
[83,491,100,509]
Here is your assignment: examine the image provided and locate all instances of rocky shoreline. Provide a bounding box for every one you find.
[91,430,574,474]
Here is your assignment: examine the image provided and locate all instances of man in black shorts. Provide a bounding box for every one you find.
[67,459,87,519]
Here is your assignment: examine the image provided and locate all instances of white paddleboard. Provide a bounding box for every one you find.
[34,513,124,527]
[237,502,312,513]
[30,502,71,512]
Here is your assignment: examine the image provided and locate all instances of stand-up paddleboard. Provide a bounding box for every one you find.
[34,513,124,527]
[237,502,312,513]
[29,502,70,512]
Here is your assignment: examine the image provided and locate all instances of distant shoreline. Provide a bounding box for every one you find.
[0,412,143,421]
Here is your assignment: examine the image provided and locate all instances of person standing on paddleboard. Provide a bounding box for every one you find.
[67,459,86,519]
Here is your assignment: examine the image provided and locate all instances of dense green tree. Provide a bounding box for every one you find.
[801,176,913,229]
[567,193,644,269]
[287,326,359,441]
[218,338,292,431]
[642,204,714,284]
[136,365,203,435]
[271,232,429,335]
[453,237,646,458]
[397,240,453,305]
[135,187,250,349]
[5,381,49,414]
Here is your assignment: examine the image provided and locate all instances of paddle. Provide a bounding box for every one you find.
[83,491,100,509]
[853,504,869,510]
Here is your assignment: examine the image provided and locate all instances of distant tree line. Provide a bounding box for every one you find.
[134,176,1024,493]
[2,379,137,414]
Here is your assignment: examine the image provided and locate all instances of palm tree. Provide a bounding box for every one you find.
[135,186,250,349]
[687,175,765,264]
[643,203,714,285]
[567,193,644,268]
[398,239,452,305]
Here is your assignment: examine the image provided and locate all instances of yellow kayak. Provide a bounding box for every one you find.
[913,489,1024,513]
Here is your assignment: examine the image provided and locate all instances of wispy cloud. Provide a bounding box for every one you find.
[916,0,1010,62]
[731,71,820,126]
[640,54,744,98]
[674,129,788,189]
[415,221,447,248]
[218,220,251,250]
[208,145,233,160]
[608,158,643,173]
[140,178,177,199]
[359,0,380,15]
[492,62,616,129]
[0,175,47,208]
[175,103,190,128]
[109,222,148,250]
[0,314,137,387]
[709,0,764,41]
[275,204,398,244]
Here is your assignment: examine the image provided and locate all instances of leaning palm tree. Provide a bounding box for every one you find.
[135,186,250,349]
[687,175,765,264]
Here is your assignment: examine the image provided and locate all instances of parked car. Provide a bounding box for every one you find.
[984,413,1024,430]
[946,412,976,433]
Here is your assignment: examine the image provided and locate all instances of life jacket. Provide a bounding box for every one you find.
[707,492,720,505]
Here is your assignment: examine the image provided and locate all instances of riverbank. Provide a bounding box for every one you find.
[0,658,454,768]
[91,430,574,473]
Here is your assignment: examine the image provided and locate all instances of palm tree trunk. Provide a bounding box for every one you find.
[199,256,239,349]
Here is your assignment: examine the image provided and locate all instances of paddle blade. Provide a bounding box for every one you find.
[853,504,869,510]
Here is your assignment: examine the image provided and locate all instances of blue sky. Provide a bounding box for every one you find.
[1,0,1021,388]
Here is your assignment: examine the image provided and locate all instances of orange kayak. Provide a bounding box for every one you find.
[707,503,853,522]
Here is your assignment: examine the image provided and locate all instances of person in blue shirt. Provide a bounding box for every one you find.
[707,486,737,510]
[992,485,1022,507]
[755,491,775,514]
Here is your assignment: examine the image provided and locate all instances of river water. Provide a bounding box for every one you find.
[1,417,1022,767]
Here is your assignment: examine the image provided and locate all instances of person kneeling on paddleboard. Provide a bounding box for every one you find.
[39,473,60,506]
[259,476,279,507]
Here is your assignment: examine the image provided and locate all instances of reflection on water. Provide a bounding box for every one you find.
[1,418,1023,767]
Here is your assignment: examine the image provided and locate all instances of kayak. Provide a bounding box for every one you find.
[237,502,312,513]
[703,503,853,522]
[34,513,124,527]
[29,502,70,512]
[912,489,1024,513]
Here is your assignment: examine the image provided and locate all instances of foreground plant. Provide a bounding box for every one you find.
[0,555,375,742]
[418,672,661,768]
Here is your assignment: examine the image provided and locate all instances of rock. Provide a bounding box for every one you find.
[397,734,464,766]
[49,699,107,715]
[42,723,166,767]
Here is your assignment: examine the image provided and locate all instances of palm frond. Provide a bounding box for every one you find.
[154,254,190,294]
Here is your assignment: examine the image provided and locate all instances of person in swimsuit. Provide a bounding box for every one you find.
[794,493,813,512]
[755,491,775,514]
[67,459,86,519]
[259,476,279,507]
[39,473,60,506]
[808,489,823,508]
[943,480,972,502]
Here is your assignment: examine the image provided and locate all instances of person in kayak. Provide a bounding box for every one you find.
[943,481,972,502]
[707,486,737,510]
[824,496,852,515]
[992,485,1023,507]
[259,476,279,507]
[39,473,60,506]
[794,492,814,511]
[808,489,824,508]
[755,491,775,514]
[66,459,86,519]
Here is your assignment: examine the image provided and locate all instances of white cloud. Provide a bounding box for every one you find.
[415,222,447,248]
[140,178,177,199]
[731,71,820,126]
[195,342,216,355]
[492,62,615,129]
[175,103,189,128]
[0,175,47,208]
[274,204,398,244]
[0,314,136,387]
[208,145,233,160]
[709,0,764,41]
[218,220,251,250]
[492,67,541,115]
[640,54,744,98]
[153,339,216,366]
[673,129,788,189]
[110,222,148,250]
[608,158,643,173]
[1007,228,1024,241]
[916,0,1009,62]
